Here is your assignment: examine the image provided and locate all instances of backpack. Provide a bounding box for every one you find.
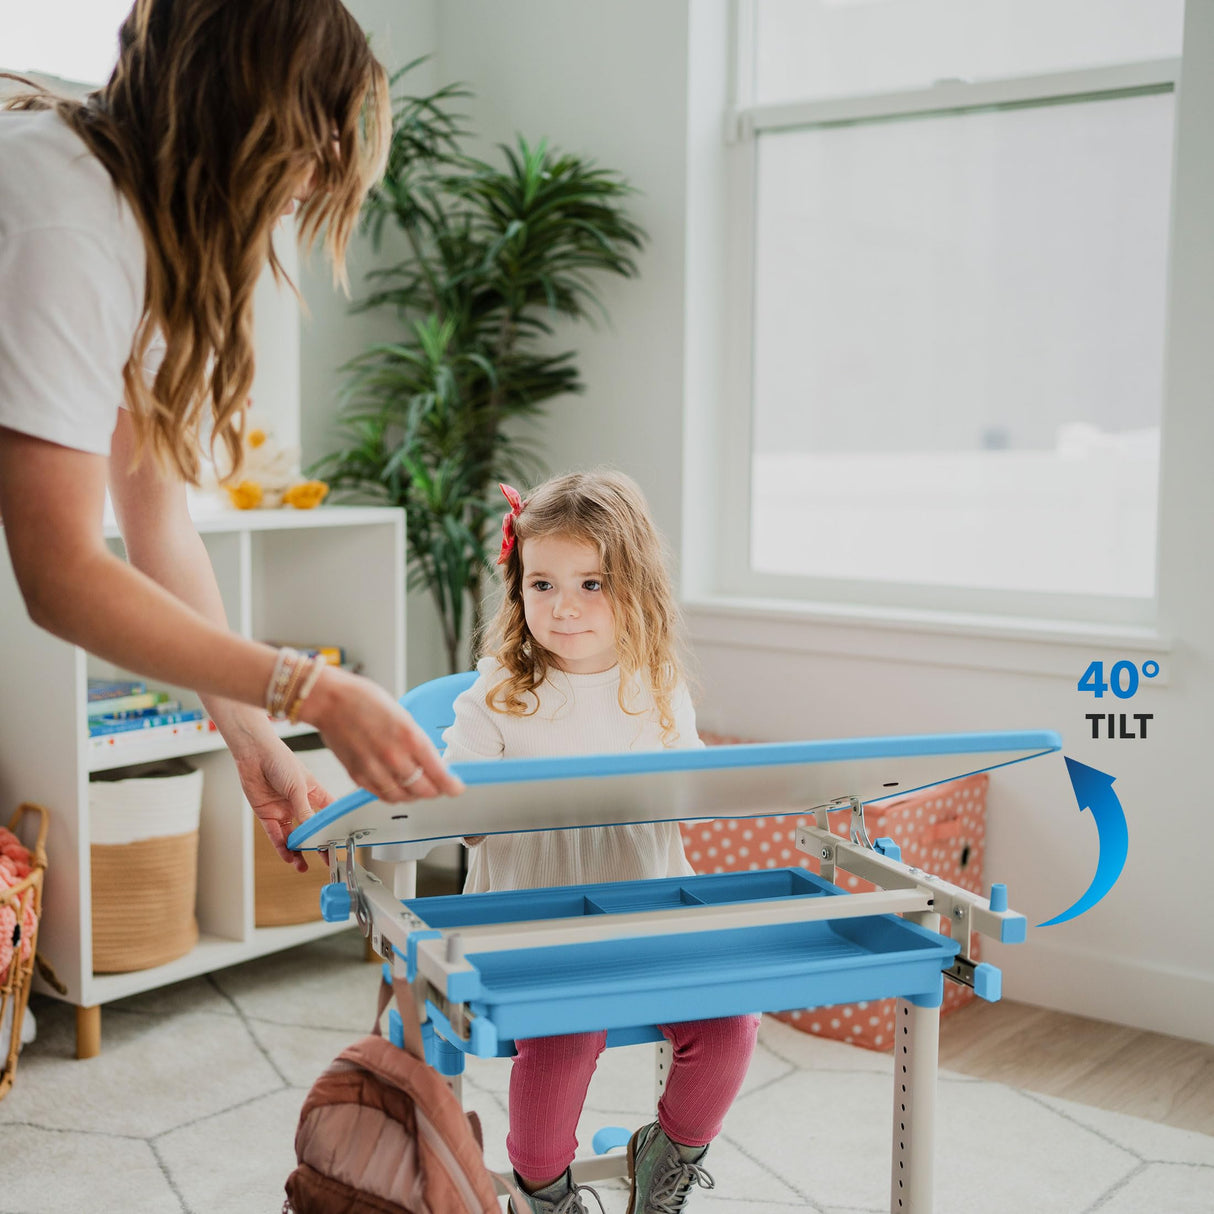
[284,971,523,1214]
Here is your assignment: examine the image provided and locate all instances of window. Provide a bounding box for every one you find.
[730,0,1183,623]
[3,2,127,86]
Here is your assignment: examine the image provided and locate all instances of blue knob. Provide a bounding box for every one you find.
[432,1034,467,1077]
[973,962,1003,1002]
[592,1127,631,1155]
[988,883,1008,913]
[320,884,352,922]
[873,837,902,863]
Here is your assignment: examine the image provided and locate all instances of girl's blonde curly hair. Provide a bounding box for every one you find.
[482,470,688,744]
[4,0,389,484]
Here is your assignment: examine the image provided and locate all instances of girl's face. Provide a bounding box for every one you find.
[520,534,617,674]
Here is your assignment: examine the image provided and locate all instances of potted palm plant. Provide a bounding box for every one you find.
[313,64,647,673]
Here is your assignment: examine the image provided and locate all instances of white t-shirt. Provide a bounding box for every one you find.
[0,109,147,455]
[442,655,704,894]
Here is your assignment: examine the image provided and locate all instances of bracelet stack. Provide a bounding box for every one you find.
[265,647,328,724]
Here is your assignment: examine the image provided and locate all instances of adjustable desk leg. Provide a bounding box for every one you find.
[890,994,940,1213]
[654,1038,670,1107]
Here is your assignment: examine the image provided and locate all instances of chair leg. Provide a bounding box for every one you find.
[75,1004,101,1059]
[572,1154,631,1184]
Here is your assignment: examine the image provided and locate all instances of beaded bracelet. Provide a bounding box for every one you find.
[268,647,331,722]
[265,647,300,717]
[279,653,311,718]
[287,654,328,725]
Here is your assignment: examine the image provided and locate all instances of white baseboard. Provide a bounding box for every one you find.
[989,936,1214,1046]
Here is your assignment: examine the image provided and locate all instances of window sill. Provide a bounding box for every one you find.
[682,595,1171,683]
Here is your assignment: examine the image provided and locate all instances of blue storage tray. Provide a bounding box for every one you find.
[401,867,959,1045]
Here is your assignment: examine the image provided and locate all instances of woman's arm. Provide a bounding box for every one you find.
[0,420,462,812]
[0,423,277,702]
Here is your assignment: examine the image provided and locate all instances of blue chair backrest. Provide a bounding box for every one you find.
[400,670,479,751]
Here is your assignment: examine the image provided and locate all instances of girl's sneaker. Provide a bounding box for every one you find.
[625,1123,716,1214]
[509,1169,605,1214]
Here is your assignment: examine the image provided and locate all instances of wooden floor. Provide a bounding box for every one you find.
[938,997,1214,1137]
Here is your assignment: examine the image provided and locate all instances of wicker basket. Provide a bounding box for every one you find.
[89,762,202,973]
[254,747,356,927]
[1,803,48,1100]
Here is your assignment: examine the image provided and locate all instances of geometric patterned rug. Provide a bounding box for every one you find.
[2,931,1211,1213]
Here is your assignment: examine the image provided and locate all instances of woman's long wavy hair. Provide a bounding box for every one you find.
[483,471,687,744]
[3,0,390,483]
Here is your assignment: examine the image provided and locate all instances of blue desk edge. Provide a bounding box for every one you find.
[287,730,1061,851]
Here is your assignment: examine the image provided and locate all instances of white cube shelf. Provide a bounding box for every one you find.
[0,504,405,1040]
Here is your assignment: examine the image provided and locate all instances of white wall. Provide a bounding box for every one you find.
[434,0,691,562]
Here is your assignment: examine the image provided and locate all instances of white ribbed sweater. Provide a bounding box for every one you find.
[441,656,703,894]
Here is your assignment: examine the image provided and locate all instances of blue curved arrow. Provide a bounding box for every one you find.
[1038,757,1129,927]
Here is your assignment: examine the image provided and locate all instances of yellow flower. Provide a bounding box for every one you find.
[246,428,267,449]
[226,480,264,510]
[282,480,330,510]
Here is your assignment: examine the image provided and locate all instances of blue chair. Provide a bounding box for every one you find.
[391,671,666,1165]
[401,670,479,749]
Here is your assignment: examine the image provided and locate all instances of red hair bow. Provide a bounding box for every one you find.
[496,483,526,565]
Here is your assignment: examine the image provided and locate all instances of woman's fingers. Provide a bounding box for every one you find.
[307,670,464,802]
[357,758,441,805]
[393,768,438,802]
[402,720,464,796]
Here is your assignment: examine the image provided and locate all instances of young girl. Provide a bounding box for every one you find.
[442,471,760,1214]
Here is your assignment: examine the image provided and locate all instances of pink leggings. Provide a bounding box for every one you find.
[506,1014,761,1181]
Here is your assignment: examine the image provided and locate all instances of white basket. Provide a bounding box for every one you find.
[89,761,203,844]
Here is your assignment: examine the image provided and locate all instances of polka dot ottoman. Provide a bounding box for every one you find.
[685,733,988,1052]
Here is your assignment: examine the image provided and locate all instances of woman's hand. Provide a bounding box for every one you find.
[297,667,465,805]
[234,735,333,872]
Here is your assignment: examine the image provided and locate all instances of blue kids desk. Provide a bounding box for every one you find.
[289,729,1060,1214]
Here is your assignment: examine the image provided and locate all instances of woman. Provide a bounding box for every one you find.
[0,0,463,870]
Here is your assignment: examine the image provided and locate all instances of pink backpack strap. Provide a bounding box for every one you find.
[371,966,426,1060]
[372,967,530,1211]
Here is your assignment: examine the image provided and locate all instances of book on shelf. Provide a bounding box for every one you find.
[86,692,174,718]
[90,700,186,724]
[87,678,148,701]
[87,708,207,738]
[89,718,218,752]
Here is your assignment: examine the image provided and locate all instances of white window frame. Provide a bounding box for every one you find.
[716,1,1180,630]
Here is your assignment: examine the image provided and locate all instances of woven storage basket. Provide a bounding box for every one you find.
[89,761,202,973]
[1,803,49,1100]
[254,747,357,927]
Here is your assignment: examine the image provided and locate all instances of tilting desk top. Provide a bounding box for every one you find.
[287,729,1061,852]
